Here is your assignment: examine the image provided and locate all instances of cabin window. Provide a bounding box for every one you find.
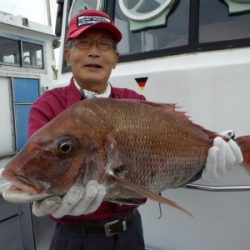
[199,0,250,43]
[0,36,44,69]
[22,42,44,68]
[115,0,189,55]
[0,37,20,66]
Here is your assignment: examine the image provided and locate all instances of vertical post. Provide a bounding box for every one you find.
[46,0,52,27]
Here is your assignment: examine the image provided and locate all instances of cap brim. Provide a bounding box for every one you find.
[68,22,122,43]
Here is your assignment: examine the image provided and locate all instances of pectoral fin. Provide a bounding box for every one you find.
[107,171,193,217]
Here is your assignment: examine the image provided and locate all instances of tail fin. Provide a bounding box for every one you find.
[235,136,250,171]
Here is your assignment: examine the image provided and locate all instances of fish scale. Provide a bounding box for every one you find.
[91,101,212,200]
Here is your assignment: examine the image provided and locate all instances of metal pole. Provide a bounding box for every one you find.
[186,183,250,192]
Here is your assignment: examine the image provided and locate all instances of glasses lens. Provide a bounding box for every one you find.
[74,38,114,50]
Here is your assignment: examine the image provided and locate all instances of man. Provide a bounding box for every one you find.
[28,9,243,250]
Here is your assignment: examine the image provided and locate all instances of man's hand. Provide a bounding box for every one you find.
[32,180,106,218]
[202,130,243,181]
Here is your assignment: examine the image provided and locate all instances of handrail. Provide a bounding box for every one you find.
[186,183,250,192]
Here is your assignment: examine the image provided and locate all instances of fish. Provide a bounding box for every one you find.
[2,98,250,216]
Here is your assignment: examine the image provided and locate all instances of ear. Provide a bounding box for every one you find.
[64,48,71,66]
[112,51,120,69]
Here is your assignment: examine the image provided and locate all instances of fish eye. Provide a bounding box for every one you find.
[57,141,72,154]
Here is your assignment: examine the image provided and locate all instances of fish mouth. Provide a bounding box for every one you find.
[2,173,51,203]
[2,185,51,203]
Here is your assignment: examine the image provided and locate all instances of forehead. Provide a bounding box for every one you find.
[78,28,115,40]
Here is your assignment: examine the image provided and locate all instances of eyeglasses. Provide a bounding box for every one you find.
[72,38,115,51]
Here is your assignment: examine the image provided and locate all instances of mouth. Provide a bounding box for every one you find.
[7,174,43,193]
[2,184,51,203]
[84,63,103,70]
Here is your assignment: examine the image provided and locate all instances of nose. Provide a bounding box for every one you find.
[87,42,100,57]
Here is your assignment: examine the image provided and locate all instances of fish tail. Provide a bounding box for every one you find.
[235,136,250,171]
[107,171,193,217]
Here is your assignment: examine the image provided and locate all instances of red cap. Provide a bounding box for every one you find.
[66,9,122,43]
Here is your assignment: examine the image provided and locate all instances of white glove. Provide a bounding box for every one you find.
[202,130,243,181]
[32,180,106,218]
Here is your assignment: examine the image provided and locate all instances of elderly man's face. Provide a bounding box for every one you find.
[65,28,119,92]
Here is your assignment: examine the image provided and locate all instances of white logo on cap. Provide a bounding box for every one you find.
[77,15,111,27]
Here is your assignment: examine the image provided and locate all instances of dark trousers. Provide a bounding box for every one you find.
[49,209,145,250]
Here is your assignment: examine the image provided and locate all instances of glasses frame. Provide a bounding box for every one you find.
[68,38,116,51]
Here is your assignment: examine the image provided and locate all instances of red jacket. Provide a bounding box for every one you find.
[28,78,146,223]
